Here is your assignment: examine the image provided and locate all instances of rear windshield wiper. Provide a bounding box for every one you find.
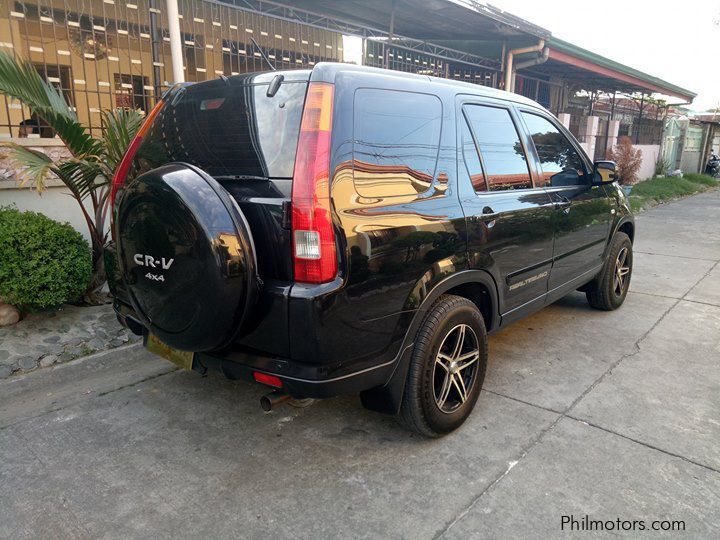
[214,174,269,181]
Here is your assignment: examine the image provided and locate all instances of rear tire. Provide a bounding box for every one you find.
[586,232,633,311]
[396,295,488,437]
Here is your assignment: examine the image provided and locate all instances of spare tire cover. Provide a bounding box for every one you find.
[116,162,257,351]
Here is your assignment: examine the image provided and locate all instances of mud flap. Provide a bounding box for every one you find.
[359,344,414,415]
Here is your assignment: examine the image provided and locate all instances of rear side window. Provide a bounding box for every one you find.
[461,118,486,192]
[463,105,532,191]
[521,112,588,187]
[134,80,307,180]
[353,89,442,197]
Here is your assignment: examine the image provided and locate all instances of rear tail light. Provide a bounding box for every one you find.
[110,98,166,208]
[291,82,337,284]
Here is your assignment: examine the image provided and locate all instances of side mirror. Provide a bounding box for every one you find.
[593,160,619,185]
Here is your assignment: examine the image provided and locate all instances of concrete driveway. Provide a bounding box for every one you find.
[2,191,719,539]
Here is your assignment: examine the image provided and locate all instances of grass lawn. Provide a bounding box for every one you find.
[627,173,719,212]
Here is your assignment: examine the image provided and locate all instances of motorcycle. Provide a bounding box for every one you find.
[705,151,720,178]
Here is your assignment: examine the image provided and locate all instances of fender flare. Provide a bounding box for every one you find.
[410,269,500,333]
[603,215,635,260]
[360,269,499,414]
[612,215,635,241]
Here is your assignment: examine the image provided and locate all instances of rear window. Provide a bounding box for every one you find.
[463,105,532,191]
[134,79,307,179]
[353,88,442,197]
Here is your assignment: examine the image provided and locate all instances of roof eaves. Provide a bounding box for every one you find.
[547,37,697,100]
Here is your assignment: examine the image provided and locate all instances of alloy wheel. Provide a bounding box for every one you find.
[613,247,631,296]
[432,324,480,413]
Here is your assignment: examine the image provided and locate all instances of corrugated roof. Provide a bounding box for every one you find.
[445,1,551,38]
[547,37,696,101]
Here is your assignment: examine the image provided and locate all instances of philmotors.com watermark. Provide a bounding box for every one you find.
[561,514,686,532]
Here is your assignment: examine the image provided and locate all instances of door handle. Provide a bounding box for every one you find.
[477,206,499,228]
[481,206,499,219]
[469,206,499,227]
[469,207,499,220]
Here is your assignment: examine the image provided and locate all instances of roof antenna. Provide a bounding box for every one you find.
[250,37,276,71]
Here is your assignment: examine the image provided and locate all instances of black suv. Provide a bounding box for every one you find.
[106,63,634,436]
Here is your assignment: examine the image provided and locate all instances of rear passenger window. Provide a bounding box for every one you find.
[461,118,486,192]
[353,89,442,197]
[464,105,532,191]
[521,112,588,187]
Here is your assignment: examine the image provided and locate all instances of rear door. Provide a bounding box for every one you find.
[133,72,310,284]
[458,99,556,321]
[129,72,310,357]
[517,109,613,292]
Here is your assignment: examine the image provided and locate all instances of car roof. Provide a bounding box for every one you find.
[310,62,543,109]
[185,62,544,111]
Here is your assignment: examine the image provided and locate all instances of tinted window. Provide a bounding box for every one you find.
[353,89,442,197]
[521,112,588,187]
[464,105,531,191]
[461,117,486,192]
[135,79,306,179]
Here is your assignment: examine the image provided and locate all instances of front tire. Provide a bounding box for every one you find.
[586,232,633,310]
[396,295,488,437]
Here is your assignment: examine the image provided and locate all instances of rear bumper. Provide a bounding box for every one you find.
[115,300,407,399]
[191,345,408,399]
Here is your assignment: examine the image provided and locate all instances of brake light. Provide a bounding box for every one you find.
[291,82,336,283]
[110,99,166,207]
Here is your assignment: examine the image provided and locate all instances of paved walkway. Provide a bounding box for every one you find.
[0,304,141,378]
[1,191,719,538]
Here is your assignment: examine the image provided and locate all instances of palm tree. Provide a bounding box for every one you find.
[0,51,145,302]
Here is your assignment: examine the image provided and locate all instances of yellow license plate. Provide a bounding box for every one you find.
[146,333,195,370]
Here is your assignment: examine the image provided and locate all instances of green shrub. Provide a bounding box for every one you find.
[0,207,91,309]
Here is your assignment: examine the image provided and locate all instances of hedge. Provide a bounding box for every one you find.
[0,207,91,309]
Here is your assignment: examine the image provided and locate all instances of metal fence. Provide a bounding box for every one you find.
[1,0,171,136]
[514,74,561,112]
[0,0,349,137]
[364,39,498,86]
[629,121,663,145]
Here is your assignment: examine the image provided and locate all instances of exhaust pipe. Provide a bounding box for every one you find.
[260,390,292,412]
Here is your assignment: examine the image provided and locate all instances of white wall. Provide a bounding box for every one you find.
[0,184,96,243]
[635,144,660,181]
[0,139,99,243]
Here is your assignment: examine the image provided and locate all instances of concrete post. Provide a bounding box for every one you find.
[607,120,621,153]
[558,113,571,129]
[580,116,600,159]
[166,0,185,83]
